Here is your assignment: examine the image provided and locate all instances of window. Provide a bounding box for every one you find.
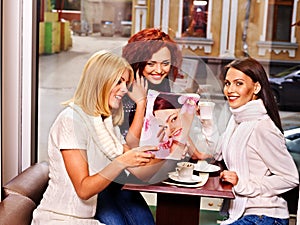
[52,0,81,10]
[175,0,213,53]
[182,0,209,38]
[266,0,294,42]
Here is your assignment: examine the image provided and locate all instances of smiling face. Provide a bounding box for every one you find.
[154,108,183,140]
[224,67,261,109]
[142,47,171,85]
[109,70,130,109]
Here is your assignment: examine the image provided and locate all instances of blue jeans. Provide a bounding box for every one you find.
[229,215,289,225]
[95,182,155,225]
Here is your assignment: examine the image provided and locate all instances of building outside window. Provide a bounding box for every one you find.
[266,0,294,42]
[182,0,208,38]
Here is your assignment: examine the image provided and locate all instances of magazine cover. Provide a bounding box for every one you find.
[139,89,200,160]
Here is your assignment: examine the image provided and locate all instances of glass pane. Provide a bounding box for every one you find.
[267,0,293,41]
[182,0,208,37]
[275,5,293,41]
[266,6,275,41]
[38,2,132,161]
[32,1,300,219]
[52,0,81,10]
[37,1,300,165]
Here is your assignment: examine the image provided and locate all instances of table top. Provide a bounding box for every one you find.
[123,174,234,199]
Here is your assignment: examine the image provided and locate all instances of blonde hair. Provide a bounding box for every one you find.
[64,50,134,126]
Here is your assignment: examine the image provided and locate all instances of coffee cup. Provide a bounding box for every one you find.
[175,162,194,181]
[198,101,215,120]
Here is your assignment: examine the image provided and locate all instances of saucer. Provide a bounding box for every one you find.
[194,163,220,173]
[168,172,202,183]
[163,173,209,187]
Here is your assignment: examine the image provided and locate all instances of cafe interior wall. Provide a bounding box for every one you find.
[136,0,300,76]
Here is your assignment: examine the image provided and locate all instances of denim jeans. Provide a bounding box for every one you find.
[95,182,155,225]
[229,215,289,225]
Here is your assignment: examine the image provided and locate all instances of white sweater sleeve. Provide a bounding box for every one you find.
[234,119,299,197]
[201,119,223,160]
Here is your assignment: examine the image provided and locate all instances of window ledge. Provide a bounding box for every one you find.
[175,38,214,53]
[257,41,298,57]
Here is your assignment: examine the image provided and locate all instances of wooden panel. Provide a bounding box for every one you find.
[44,12,58,22]
[44,22,61,54]
[60,21,72,51]
[39,22,45,55]
[44,22,53,54]
[52,22,61,53]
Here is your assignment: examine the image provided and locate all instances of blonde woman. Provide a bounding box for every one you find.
[31,51,158,225]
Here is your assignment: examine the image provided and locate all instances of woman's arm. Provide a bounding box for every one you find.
[125,100,146,147]
[195,104,223,160]
[123,143,167,182]
[122,143,176,183]
[186,136,212,160]
[200,118,223,160]
[126,73,148,147]
[233,121,299,197]
[61,146,156,200]
[128,158,177,184]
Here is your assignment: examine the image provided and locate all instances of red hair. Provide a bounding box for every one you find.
[122,28,182,82]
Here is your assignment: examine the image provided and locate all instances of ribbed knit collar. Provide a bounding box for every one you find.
[230,99,267,124]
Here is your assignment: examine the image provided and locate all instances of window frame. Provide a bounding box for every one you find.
[266,0,294,42]
[175,0,214,54]
[176,0,212,39]
[1,0,37,190]
[257,0,298,57]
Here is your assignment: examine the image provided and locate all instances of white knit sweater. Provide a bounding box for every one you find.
[203,99,299,224]
[31,104,125,225]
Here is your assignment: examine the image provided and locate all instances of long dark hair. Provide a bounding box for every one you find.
[223,57,283,133]
[122,28,182,92]
[153,93,183,114]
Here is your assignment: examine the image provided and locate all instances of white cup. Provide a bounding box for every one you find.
[175,162,194,181]
[198,101,215,120]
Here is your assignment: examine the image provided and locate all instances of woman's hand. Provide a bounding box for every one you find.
[116,145,157,168]
[220,170,239,186]
[125,71,148,148]
[127,71,148,105]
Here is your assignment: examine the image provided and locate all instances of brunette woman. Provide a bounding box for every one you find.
[201,57,299,225]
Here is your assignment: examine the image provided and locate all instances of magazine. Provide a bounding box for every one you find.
[139,89,200,160]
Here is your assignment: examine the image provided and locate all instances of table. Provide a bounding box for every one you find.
[123,174,234,225]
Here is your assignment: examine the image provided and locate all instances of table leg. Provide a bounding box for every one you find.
[155,193,201,225]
